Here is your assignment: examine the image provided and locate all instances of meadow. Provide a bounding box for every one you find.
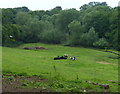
[2,43,119,92]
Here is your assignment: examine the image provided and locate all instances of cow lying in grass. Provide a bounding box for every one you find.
[70,57,76,60]
[54,54,68,60]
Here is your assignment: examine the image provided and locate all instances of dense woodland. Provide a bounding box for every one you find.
[1,2,120,50]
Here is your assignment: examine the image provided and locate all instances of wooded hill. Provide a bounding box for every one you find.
[1,2,120,50]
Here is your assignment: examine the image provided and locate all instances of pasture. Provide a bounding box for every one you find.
[2,43,119,92]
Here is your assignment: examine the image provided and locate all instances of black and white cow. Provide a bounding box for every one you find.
[70,57,76,60]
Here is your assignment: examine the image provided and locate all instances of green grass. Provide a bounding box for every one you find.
[2,43,119,92]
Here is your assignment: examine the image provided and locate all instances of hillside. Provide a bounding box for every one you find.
[2,43,119,92]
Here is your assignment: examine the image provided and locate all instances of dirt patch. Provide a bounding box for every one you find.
[2,74,51,93]
[97,61,117,66]
[23,46,48,50]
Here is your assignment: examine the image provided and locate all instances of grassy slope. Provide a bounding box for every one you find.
[2,43,119,92]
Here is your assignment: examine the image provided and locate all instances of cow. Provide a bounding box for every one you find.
[54,54,68,60]
[70,57,76,60]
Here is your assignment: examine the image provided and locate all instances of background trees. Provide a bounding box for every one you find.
[2,2,119,50]
[80,27,99,47]
[67,20,82,46]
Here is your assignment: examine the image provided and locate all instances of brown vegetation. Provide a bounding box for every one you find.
[23,46,48,50]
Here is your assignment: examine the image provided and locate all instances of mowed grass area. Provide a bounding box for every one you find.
[2,43,119,92]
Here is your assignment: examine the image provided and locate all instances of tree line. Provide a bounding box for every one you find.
[1,2,120,50]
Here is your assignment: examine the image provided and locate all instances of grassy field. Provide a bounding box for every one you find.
[2,43,119,92]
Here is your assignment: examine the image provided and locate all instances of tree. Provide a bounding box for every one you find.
[29,10,45,20]
[40,29,63,44]
[80,2,107,10]
[14,6,29,12]
[2,4,119,50]
[15,12,32,25]
[56,9,79,35]
[49,6,62,15]
[2,8,16,24]
[23,18,44,42]
[67,20,82,45]
[80,5,110,38]
[105,7,119,50]
[15,12,45,43]
[80,27,98,46]
[40,21,63,44]
[93,38,109,48]
[2,24,21,46]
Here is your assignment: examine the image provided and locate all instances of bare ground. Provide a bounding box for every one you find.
[97,61,117,66]
[2,74,52,93]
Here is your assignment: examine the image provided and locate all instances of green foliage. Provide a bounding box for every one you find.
[93,38,109,48]
[80,27,99,46]
[49,6,62,15]
[81,6,110,38]
[67,20,82,46]
[15,12,32,25]
[40,29,63,44]
[2,2,119,50]
[2,8,16,24]
[39,21,64,44]
[68,20,82,34]
[14,6,29,12]
[106,7,119,50]
[2,24,22,46]
[80,2,107,10]
[4,76,14,82]
[56,9,79,34]
[15,12,45,43]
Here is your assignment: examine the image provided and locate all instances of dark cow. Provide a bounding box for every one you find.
[54,54,68,60]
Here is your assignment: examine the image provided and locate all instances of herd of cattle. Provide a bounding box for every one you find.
[23,47,76,60]
[54,54,76,60]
